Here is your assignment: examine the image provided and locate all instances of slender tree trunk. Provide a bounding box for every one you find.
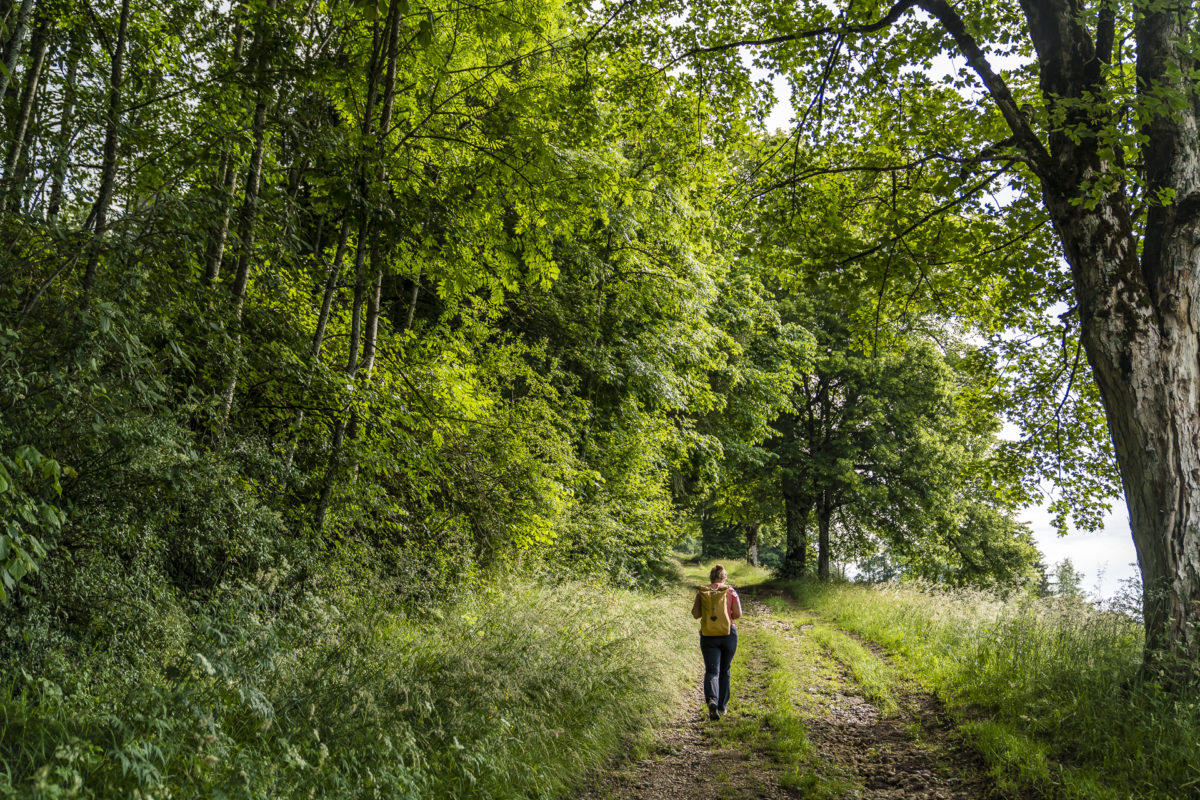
[342,12,387,376]
[0,0,33,102]
[8,88,41,211]
[314,1,400,527]
[744,523,759,568]
[274,154,311,267]
[360,0,401,378]
[313,417,347,528]
[782,490,810,578]
[362,254,385,375]
[0,0,13,37]
[286,215,351,467]
[203,19,245,284]
[345,212,370,376]
[227,91,269,314]
[402,273,420,332]
[817,490,831,582]
[82,0,131,292]
[312,217,351,363]
[46,35,77,221]
[1,18,47,209]
[204,156,239,284]
[220,2,277,418]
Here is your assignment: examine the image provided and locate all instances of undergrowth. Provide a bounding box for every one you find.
[0,573,693,799]
[782,579,1199,800]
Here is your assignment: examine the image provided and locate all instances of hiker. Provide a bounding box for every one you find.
[692,564,742,720]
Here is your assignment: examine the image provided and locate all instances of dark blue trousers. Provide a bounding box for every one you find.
[700,626,737,710]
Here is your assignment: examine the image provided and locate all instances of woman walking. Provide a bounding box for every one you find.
[692,564,742,719]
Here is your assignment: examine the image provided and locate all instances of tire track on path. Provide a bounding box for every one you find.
[583,583,1007,800]
[580,596,815,800]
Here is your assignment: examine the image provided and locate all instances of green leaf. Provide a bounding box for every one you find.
[418,12,434,46]
[7,559,27,582]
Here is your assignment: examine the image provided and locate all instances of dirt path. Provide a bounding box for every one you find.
[582,592,998,800]
[579,679,798,800]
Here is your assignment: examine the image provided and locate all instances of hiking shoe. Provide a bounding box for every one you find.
[708,701,719,720]
[717,706,727,717]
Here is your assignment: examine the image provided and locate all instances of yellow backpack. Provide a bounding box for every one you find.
[697,586,732,636]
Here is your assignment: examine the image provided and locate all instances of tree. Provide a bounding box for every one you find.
[1052,557,1086,604]
[771,290,974,581]
[0,0,736,630]
[681,267,813,572]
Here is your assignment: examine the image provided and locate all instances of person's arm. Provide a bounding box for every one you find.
[729,588,742,620]
[691,590,702,619]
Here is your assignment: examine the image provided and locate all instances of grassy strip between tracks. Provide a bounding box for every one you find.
[681,562,851,798]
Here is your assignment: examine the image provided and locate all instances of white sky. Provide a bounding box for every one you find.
[1024,500,1138,599]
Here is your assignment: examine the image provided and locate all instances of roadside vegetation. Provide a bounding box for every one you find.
[1,571,694,799]
[784,578,1200,800]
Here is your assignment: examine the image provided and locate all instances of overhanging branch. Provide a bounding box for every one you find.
[664,0,919,69]
[916,0,1052,176]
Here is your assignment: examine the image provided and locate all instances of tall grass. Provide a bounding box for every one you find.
[0,577,693,799]
[783,579,1200,799]
[679,558,774,588]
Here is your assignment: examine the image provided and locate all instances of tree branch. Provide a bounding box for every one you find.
[832,166,1009,268]
[916,0,1052,176]
[664,0,919,69]
[750,138,1021,198]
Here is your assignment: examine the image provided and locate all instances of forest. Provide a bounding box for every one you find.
[1,0,1199,796]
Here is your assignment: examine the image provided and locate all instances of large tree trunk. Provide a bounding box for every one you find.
[920,0,1200,674]
[1045,193,1200,667]
[699,510,716,558]
[1023,0,1200,671]
[781,490,810,577]
[744,523,759,567]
